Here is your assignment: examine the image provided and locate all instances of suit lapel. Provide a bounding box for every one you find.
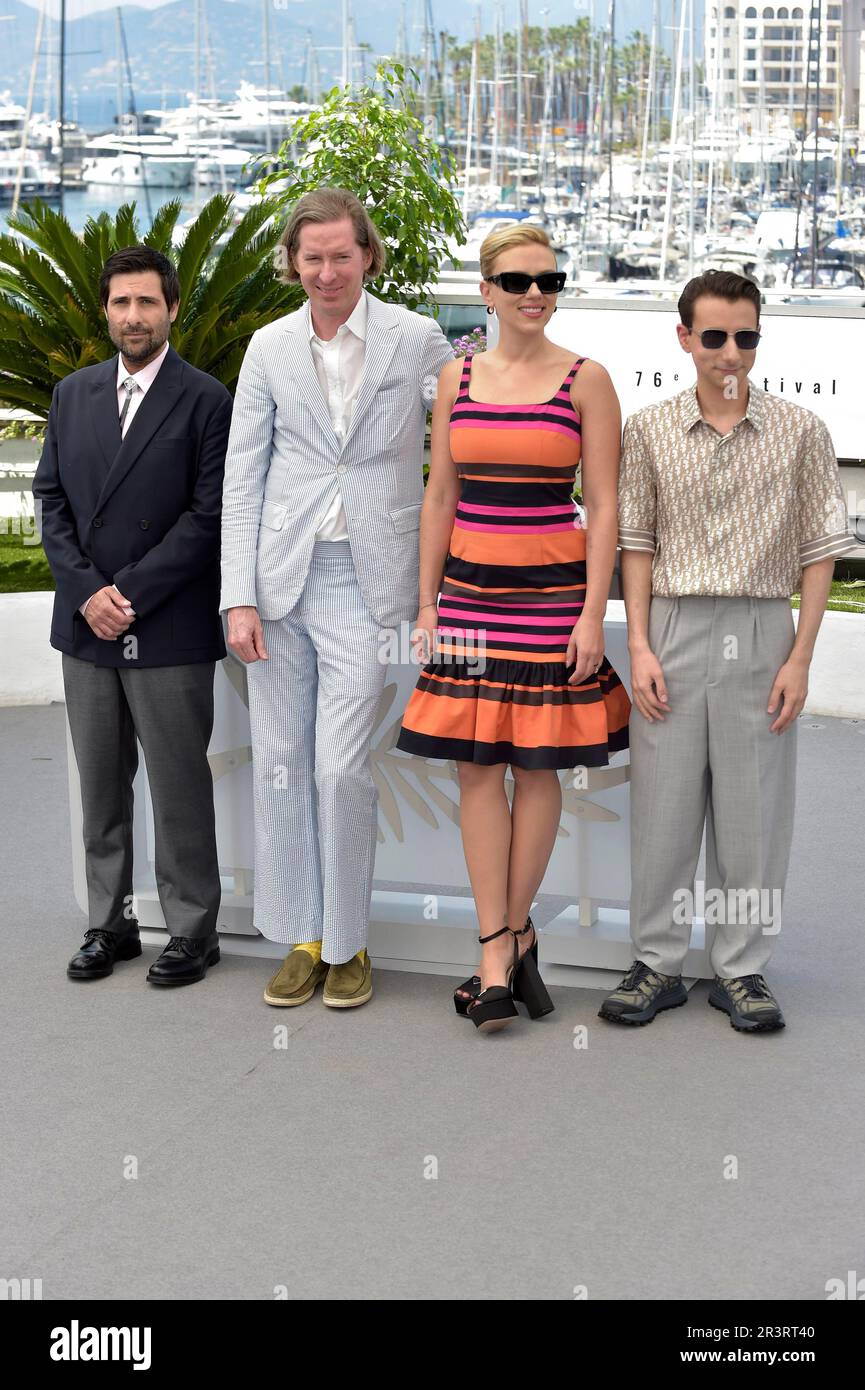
[341,294,400,452]
[88,356,123,473]
[93,345,184,512]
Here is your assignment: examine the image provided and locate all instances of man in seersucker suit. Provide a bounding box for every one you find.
[220,187,453,1009]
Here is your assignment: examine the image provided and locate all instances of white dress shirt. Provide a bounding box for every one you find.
[307,292,368,541]
[80,340,171,618]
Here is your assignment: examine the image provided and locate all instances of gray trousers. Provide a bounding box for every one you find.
[629,596,797,978]
[63,654,220,940]
[246,540,388,963]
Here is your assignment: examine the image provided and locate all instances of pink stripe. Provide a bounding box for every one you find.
[438,627,567,645]
[455,520,578,534]
[451,418,581,439]
[457,502,576,516]
[439,607,575,626]
[450,400,578,419]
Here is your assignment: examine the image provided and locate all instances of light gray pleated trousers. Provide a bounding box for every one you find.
[246,540,387,962]
[629,596,798,979]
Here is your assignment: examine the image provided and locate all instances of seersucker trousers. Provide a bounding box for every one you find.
[246,539,388,963]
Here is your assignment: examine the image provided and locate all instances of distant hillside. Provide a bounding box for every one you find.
[0,0,664,128]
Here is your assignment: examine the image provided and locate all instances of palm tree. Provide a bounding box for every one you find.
[0,193,301,419]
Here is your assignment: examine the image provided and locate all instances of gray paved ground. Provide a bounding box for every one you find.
[1,704,863,1300]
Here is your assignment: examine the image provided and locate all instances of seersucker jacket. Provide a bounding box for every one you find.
[219,289,454,628]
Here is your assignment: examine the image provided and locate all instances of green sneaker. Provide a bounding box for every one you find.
[598,959,688,1025]
[263,946,329,1007]
[708,974,785,1033]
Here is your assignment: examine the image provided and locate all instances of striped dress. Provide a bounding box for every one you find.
[396,353,631,769]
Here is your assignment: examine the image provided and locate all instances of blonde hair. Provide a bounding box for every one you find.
[278,187,386,284]
[479,224,553,280]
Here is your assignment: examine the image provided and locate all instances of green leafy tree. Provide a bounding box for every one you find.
[256,62,465,312]
[0,193,299,418]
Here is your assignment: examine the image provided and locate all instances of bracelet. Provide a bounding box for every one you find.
[418,602,438,609]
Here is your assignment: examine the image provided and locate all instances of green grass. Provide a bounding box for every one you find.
[791,580,865,614]
[0,527,54,593]
[2,522,864,615]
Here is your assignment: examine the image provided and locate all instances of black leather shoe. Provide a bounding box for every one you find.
[67,925,142,980]
[146,932,221,986]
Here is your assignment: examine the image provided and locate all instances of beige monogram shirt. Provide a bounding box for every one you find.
[617,383,855,597]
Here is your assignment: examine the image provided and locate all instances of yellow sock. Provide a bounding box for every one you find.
[295,940,323,963]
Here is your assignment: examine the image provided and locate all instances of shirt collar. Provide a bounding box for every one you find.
[307,289,368,345]
[117,339,170,395]
[678,379,764,434]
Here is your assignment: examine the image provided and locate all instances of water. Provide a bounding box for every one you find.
[1,183,235,237]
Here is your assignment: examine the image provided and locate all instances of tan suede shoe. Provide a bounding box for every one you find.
[263,946,329,1007]
[322,950,373,1009]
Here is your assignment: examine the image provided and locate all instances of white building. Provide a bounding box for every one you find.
[704,2,863,128]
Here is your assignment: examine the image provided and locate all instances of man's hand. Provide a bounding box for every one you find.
[83,586,136,640]
[768,654,808,733]
[629,643,672,722]
[227,606,269,664]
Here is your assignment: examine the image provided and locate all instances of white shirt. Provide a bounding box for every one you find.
[116,338,170,437]
[80,340,171,617]
[307,292,367,541]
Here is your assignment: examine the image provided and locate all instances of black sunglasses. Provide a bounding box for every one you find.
[486,271,567,295]
[695,328,761,350]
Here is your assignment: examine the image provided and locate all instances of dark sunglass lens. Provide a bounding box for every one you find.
[700,330,727,349]
[499,273,532,294]
[734,331,760,349]
[537,273,566,293]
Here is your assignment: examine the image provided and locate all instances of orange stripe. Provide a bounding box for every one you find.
[451,426,580,469]
[445,579,585,594]
[401,688,617,747]
[449,526,587,566]
[434,644,567,663]
[459,474,570,483]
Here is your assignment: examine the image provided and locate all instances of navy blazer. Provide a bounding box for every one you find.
[33,344,233,668]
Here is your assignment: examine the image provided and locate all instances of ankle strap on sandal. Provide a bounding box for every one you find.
[478,917,535,945]
[477,925,511,945]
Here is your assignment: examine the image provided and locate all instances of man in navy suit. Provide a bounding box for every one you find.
[33,245,232,986]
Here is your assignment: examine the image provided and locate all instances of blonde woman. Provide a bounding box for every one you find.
[397,225,630,1032]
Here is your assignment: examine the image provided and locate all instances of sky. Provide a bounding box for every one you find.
[15,0,664,30]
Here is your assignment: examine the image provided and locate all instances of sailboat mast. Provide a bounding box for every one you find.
[636,0,658,233]
[12,0,46,218]
[58,0,65,213]
[811,0,822,285]
[606,0,615,254]
[687,0,694,275]
[659,0,687,284]
[263,0,272,153]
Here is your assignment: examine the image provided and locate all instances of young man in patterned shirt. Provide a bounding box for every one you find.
[600,269,855,1032]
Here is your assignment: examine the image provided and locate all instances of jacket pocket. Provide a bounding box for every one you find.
[259,500,287,531]
[389,503,422,533]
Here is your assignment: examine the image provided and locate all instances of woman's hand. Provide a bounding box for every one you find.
[566,614,605,685]
[410,603,439,665]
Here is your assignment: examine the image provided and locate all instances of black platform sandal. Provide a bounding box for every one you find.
[453,917,549,1018]
[466,925,522,1032]
[512,918,555,1020]
[453,973,482,1017]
